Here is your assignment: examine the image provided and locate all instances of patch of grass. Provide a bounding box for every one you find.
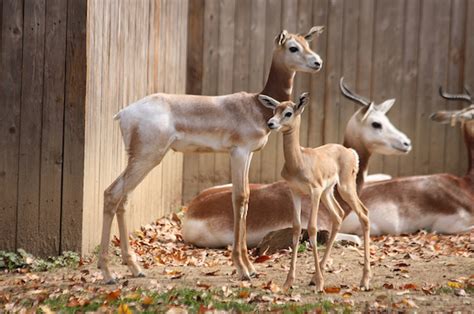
[271,300,336,314]
[0,249,80,272]
[298,242,307,253]
[39,287,258,313]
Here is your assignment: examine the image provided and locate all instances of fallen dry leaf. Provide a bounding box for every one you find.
[106,289,121,302]
[324,286,341,294]
[254,255,272,263]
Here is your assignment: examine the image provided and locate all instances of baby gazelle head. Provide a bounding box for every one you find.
[274,26,324,73]
[258,92,310,132]
[340,78,412,155]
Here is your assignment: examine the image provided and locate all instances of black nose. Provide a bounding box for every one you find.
[314,61,322,69]
[403,141,410,147]
[268,122,275,128]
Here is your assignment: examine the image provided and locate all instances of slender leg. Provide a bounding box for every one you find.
[283,191,302,290]
[308,187,324,292]
[240,152,256,276]
[98,150,166,284]
[230,148,252,280]
[116,195,144,278]
[319,189,343,270]
[338,184,371,290]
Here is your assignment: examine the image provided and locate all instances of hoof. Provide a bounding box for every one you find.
[249,271,257,278]
[283,281,293,291]
[239,273,251,281]
[136,272,146,278]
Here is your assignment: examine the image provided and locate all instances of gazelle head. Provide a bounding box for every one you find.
[258,92,310,132]
[431,86,474,126]
[340,78,412,155]
[274,26,324,73]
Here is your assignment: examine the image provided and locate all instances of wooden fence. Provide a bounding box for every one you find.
[82,0,187,253]
[183,0,474,202]
[0,0,188,255]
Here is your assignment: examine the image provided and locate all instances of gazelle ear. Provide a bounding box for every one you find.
[304,26,325,41]
[376,98,396,114]
[275,30,289,46]
[258,94,280,110]
[296,92,310,113]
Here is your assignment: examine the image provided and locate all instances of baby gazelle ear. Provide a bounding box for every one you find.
[296,92,310,114]
[304,26,325,41]
[258,94,280,110]
[275,29,289,46]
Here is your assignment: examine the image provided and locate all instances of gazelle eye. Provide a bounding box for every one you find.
[289,47,298,53]
[285,112,293,118]
[371,122,382,129]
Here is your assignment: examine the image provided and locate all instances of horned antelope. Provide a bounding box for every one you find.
[183,78,411,248]
[342,87,474,236]
[256,92,371,291]
[98,27,325,283]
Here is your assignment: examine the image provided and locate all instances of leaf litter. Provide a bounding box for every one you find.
[0,210,472,312]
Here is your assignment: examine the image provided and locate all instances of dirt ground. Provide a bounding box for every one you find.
[1,213,473,312]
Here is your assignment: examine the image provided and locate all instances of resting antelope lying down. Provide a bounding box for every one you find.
[183,78,412,248]
[342,88,474,236]
[259,92,371,291]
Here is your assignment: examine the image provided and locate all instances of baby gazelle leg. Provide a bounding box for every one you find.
[308,187,324,292]
[338,184,371,290]
[283,191,302,290]
[319,189,344,270]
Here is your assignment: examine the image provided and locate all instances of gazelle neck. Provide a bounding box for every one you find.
[464,121,474,177]
[343,137,371,194]
[261,57,295,102]
[282,117,304,173]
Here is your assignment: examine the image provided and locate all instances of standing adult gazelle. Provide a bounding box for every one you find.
[98,27,325,283]
[257,93,371,292]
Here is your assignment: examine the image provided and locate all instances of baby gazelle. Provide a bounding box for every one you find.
[258,93,371,292]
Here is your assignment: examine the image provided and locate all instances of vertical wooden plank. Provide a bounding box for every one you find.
[323,0,344,146]
[61,0,87,252]
[16,0,45,254]
[60,0,87,251]
[398,0,421,177]
[444,0,466,175]
[356,0,375,100]
[198,0,219,191]
[213,0,235,186]
[414,0,450,175]
[427,0,451,174]
[186,0,204,96]
[339,0,359,144]
[371,0,404,176]
[248,0,266,183]
[39,0,68,255]
[308,0,329,149]
[259,0,281,183]
[0,0,23,251]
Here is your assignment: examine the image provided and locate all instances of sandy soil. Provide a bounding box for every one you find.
[1,214,472,312]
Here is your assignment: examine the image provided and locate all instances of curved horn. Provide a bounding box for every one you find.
[339,77,371,107]
[438,86,472,103]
